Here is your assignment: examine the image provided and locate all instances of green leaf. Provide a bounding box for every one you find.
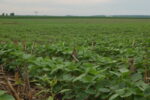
[59,89,71,93]
[47,96,54,100]
[115,88,133,97]
[136,81,148,91]
[131,73,142,82]
[99,88,110,93]
[115,88,126,95]
[110,71,121,76]
[109,94,119,100]
[119,67,129,73]
[144,86,150,97]
[134,96,147,100]
[0,94,15,100]
[0,90,6,96]
[62,74,73,81]
[73,74,85,82]
[85,88,96,94]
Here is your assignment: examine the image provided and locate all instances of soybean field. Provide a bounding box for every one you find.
[0,17,150,100]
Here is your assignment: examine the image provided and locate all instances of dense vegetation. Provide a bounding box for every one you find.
[0,17,150,100]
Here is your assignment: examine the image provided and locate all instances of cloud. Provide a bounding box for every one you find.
[0,0,150,15]
[54,0,112,4]
[2,0,112,5]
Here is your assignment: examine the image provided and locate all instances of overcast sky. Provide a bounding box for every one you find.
[0,0,150,15]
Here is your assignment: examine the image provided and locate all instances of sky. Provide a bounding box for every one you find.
[0,0,150,16]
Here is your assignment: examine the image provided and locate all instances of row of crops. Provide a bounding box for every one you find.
[0,35,150,100]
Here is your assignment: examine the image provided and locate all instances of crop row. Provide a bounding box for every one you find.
[0,41,150,100]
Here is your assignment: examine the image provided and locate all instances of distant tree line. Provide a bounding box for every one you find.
[1,13,15,16]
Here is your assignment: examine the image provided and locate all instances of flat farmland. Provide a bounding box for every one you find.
[0,18,150,44]
[0,17,150,100]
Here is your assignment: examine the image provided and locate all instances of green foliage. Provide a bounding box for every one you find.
[0,90,15,100]
[0,18,150,100]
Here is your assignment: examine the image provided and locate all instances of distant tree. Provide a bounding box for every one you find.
[2,13,5,16]
[5,13,8,16]
[10,13,15,16]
